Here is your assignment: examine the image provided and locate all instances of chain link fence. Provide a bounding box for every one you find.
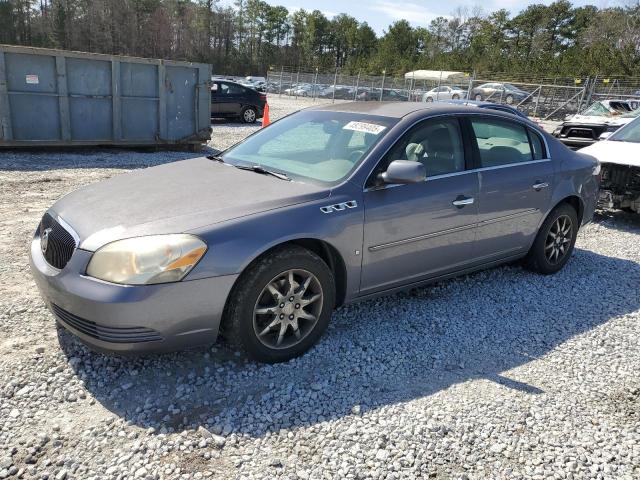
[265,68,640,121]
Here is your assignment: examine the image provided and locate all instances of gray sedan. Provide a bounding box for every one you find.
[31,103,600,363]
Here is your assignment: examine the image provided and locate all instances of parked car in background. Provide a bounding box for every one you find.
[31,102,599,363]
[289,84,322,97]
[317,85,349,99]
[211,80,266,123]
[470,83,530,104]
[552,100,640,148]
[357,88,409,101]
[423,86,466,102]
[581,116,640,213]
[240,80,266,92]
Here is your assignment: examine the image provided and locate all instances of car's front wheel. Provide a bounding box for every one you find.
[223,245,336,363]
[505,94,514,104]
[474,94,482,101]
[452,94,460,100]
[525,203,578,274]
[241,106,257,123]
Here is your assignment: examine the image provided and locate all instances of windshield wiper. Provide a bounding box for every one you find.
[234,164,291,181]
[206,154,225,163]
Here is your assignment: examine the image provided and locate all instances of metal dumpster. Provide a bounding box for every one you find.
[0,45,211,148]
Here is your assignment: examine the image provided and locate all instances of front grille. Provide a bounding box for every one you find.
[601,164,640,195]
[40,213,77,269]
[52,304,163,344]
[563,126,602,140]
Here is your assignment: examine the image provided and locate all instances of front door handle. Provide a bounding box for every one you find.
[452,196,475,207]
[533,182,549,191]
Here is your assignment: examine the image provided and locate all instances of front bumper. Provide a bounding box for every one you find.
[30,234,238,354]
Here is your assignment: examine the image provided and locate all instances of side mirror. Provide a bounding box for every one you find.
[380,160,426,185]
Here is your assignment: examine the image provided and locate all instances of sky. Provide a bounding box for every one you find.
[223,0,615,34]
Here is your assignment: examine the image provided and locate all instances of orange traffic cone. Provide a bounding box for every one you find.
[262,102,270,127]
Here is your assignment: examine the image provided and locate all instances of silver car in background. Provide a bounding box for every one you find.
[423,86,466,102]
[31,103,600,363]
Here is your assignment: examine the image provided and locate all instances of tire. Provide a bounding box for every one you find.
[241,106,257,123]
[223,245,336,363]
[425,96,434,102]
[452,94,460,100]
[525,203,578,275]
[474,94,483,101]
[505,94,514,105]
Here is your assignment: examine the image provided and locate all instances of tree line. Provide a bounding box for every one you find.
[1,0,639,77]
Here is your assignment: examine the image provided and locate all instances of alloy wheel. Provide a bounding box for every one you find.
[244,109,256,122]
[253,269,323,350]
[545,215,573,264]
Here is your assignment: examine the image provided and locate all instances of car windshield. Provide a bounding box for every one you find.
[610,117,640,143]
[581,102,612,117]
[221,111,396,185]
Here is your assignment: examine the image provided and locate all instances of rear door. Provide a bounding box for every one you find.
[466,115,553,261]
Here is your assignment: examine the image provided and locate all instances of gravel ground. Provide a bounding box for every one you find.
[0,96,638,480]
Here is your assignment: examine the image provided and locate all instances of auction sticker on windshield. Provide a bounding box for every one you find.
[343,121,387,135]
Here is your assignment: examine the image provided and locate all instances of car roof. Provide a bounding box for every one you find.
[307,101,517,119]
[435,99,528,117]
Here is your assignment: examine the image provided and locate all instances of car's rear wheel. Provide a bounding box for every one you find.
[223,245,335,363]
[474,94,482,101]
[525,203,578,274]
[241,106,257,123]
[505,94,514,104]
[425,96,434,102]
[452,94,460,100]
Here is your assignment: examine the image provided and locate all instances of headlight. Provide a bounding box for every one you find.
[86,234,207,285]
[592,162,601,176]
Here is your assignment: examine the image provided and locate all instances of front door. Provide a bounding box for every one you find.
[467,116,553,260]
[361,117,479,294]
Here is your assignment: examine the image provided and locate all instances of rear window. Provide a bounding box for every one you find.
[471,118,533,167]
[528,129,546,160]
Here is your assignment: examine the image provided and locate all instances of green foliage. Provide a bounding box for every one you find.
[0,0,639,76]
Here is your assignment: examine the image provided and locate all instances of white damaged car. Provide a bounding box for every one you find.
[552,100,640,148]
[581,116,640,213]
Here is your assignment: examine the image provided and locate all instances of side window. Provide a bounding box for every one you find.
[219,83,230,95]
[375,118,465,180]
[528,129,546,160]
[470,118,533,167]
[227,84,245,95]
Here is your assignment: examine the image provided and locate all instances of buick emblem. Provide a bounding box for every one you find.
[41,228,52,255]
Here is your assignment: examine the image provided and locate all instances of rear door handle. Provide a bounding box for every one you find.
[533,182,549,190]
[452,196,475,207]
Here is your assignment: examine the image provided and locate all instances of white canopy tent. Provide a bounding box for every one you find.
[404,70,468,83]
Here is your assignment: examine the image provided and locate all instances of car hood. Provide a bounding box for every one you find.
[564,114,632,126]
[50,157,330,251]
[580,140,640,167]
